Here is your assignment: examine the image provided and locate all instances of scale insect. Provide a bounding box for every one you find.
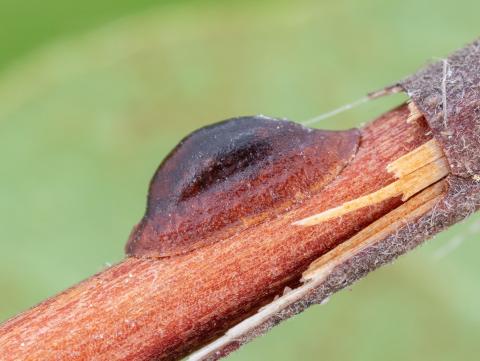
[126,115,360,258]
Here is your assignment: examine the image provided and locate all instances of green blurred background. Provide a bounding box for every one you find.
[1,0,479,360]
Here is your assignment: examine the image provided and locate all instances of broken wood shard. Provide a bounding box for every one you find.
[386,139,444,177]
[302,181,446,280]
[406,101,424,124]
[293,139,448,226]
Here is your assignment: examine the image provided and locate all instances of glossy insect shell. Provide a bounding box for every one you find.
[126,115,359,258]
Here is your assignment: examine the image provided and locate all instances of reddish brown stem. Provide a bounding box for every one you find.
[0,105,432,360]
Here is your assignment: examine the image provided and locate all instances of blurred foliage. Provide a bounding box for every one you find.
[0,1,479,360]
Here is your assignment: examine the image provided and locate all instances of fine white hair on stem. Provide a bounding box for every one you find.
[300,96,371,126]
[300,85,403,126]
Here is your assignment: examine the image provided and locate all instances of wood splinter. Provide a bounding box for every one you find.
[406,101,423,124]
[294,138,448,226]
[302,180,446,280]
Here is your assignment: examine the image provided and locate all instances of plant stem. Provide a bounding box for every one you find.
[0,105,437,360]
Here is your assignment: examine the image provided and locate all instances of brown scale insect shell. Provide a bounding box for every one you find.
[126,115,360,258]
